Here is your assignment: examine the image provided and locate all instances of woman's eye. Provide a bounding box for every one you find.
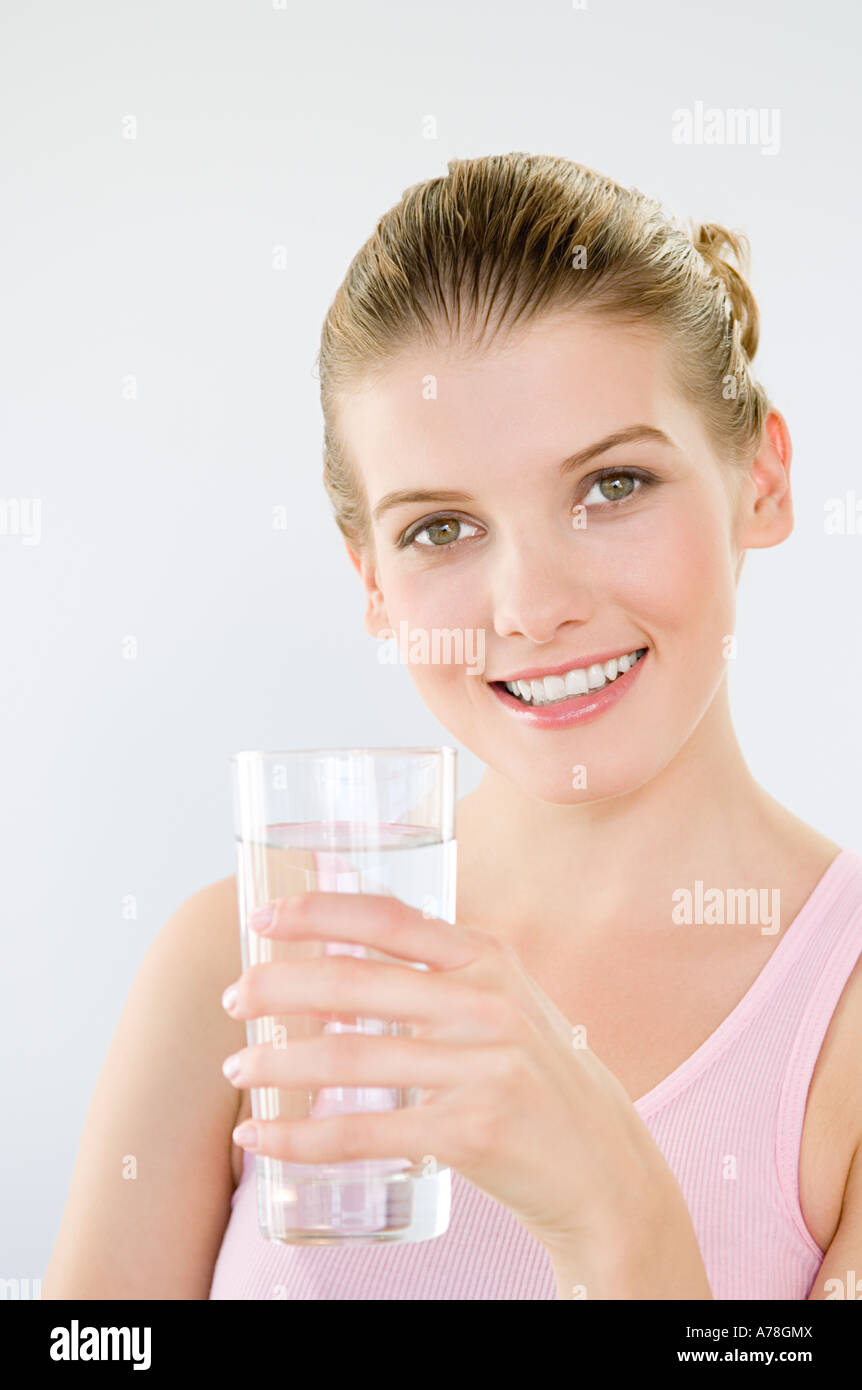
[581,469,652,508]
[402,516,482,550]
[399,470,655,550]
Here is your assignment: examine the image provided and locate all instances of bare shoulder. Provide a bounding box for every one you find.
[796,828,862,1124]
[175,871,242,972]
[179,869,240,926]
[810,945,862,1142]
[787,825,862,1143]
[148,871,249,1059]
[42,871,250,1299]
[800,875,862,1251]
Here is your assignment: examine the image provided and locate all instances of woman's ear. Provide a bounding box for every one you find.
[735,409,794,551]
[343,536,389,639]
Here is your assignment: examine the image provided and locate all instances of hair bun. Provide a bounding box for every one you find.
[691,221,760,360]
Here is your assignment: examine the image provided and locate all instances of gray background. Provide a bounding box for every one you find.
[1,0,860,1278]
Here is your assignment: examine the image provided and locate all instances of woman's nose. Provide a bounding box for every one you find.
[490,535,597,644]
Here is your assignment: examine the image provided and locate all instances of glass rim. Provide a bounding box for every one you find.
[229,745,456,763]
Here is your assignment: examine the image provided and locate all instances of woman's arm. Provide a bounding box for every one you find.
[42,877,246,1300]
[807,1140,862,1300]
[806,966,862,1301]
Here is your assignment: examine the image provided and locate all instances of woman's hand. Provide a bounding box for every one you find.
[220,890,711,1296]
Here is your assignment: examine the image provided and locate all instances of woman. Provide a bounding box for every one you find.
[43,152,862,1300]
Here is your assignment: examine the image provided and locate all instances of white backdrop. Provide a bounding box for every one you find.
[1,0,860,1279]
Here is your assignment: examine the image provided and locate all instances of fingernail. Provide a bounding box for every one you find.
[250,904,276,932]
[221,982,239,1012]
[222,1052,242,1081]
[233,1122,258,1148]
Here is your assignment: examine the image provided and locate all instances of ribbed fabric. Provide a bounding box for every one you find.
[209,846,862,1300]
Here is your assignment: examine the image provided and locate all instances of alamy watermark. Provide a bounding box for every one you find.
[0,497,42,545]
[672,102,780,156]
[824,492,862,534]
[376,621,485,675]
[672,880,780,936]
[49,1320,151,1369]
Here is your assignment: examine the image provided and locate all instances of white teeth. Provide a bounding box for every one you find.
[502,649,645,706]
[565,667,589,695]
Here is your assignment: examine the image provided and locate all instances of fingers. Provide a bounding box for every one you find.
[249,891,483,971]
[227,953,457,1025]
[224,1034,480,1091]
[233,1100,445,1167]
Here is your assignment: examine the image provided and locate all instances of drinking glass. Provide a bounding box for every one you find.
[229,746,457,1245]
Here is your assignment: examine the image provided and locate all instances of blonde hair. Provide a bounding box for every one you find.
[316,152,771,555]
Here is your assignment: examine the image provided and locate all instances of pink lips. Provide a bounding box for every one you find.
[491,646,647,684]
[489,649,648,729]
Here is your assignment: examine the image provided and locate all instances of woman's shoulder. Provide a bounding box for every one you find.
[181,849,323,967]
[165,873,243,985]
[762,796,843,867]
[780,815,862,920]
[754,798,851,914]
[798,830,862,1167]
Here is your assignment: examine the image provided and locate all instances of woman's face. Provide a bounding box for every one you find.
[339,311,787,804]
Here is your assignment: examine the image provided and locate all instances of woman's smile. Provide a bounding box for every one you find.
[486,646,650,729]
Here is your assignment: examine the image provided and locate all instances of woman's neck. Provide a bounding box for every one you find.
[453,683,835,951]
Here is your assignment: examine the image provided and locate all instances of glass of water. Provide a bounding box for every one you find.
[229,746,457,1246]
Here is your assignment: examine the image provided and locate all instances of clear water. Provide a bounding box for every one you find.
[235,822,456,1245]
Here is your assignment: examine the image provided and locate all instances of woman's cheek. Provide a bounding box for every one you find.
[624,516,738,737]
[384,565,486,685]
[612,508,735,640]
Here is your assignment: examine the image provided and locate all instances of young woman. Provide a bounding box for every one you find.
[43,153,862,1301]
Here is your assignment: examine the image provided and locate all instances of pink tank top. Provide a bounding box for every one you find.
[209,846,862,1300]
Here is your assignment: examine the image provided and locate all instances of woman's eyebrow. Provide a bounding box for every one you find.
[371,424,677,523]
[558,424,677,477]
